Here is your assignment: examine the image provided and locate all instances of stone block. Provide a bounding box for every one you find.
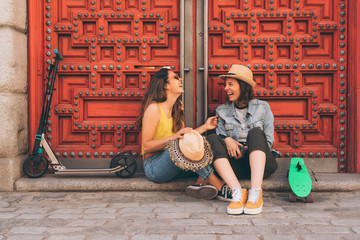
[0,155,25,191]
[0,28,27,93]
[0,0,27,29]
[0,93,28,158]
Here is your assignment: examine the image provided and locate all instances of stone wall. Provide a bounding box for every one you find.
[0,0,28,191]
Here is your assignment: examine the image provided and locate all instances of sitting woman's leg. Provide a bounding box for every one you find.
[206,134,242,190]
[247,127,278,189]
[244,127,278,215]
[143,149,183,183]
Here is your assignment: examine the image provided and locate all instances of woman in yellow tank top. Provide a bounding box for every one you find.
[136,68,227,199]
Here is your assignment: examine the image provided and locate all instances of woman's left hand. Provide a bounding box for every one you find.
[205,116,218,130]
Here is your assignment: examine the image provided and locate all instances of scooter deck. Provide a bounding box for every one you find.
[288,157,312,198]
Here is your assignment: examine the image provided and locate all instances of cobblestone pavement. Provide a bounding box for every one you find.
[0,191,359,240]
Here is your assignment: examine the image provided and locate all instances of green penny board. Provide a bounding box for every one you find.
[288,158,312,198]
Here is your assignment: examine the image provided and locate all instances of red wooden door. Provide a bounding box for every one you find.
[30,0,181,160]
[207,0,348,172]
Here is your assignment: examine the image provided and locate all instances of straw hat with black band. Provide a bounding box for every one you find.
[218,64,257,88]
[167,130,213,172]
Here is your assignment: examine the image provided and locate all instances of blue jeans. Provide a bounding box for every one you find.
[143,149,214,183]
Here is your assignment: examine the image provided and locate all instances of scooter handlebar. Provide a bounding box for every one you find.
[53,49,63,60]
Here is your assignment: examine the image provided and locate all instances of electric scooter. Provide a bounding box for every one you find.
[23,49,137,178]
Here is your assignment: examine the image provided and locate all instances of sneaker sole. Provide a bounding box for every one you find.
[227,206,244,215]
[244,203,263,215]
[185,186,218,200]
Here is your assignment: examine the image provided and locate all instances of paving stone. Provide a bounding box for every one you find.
[292,218,330,225]
[302,235,341,240]
[178,235,217,240]
[156,212,190,219]
[343,236,360,240]
[264,235,299,240]
[6,235,44,240]
[10,227,47,234]
[263,212,300,218]
[47,235,85,240]
[66,220,107,227]
[252,218,290,226]
[233,226,275,235]
[298,211,333,218]
[171,219,208,226]
[153,206,186,213]
[119,206,154,213]
[119,212,156,219]
[83,213,116,219]
[52,209,84,214]
[87,235,128,240]
[16,214,48,220]
[147,226,186,234]
[351,226,360,233]
[211,218,251,226]
[220,235,259,240]
[0,207,17,212]
[185,226,232,234]
[131,235,173,240]
[0,212,19,219]
[49,227,88,234]
[307,226,352,234]
[262,206,286,213]
[132,219,170,226]
[48,214,84,219]
[184,206,217,213]
[331,219,360,226]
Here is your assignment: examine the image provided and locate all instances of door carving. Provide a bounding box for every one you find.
[206,0,348,171]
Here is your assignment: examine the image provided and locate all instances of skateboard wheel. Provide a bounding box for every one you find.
[305,193,315,203]
[289,192,297,202]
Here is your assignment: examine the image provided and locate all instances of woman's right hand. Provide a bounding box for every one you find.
[224,137,243,159]
[171,127,193,141]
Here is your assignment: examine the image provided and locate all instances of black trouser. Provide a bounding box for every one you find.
[206,127,278,179]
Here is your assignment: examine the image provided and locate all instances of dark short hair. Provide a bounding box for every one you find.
[236,79,254,104]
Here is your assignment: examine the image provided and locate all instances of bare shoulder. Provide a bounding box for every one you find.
[143,102,161,120]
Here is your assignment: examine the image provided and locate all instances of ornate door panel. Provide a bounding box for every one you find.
[206,0,348,171]
[31,0,181,160]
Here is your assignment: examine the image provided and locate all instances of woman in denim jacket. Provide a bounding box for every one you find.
[207,64,278,215]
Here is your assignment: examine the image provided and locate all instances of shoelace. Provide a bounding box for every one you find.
[231,187,243,203]
[221,185,232,198]
[248,188,260,203]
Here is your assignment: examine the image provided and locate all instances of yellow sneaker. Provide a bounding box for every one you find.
[244,188,263,215]
[227,188,248,215]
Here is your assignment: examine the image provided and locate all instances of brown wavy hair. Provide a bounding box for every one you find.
[135,68,184,133]
[233,79,255,106]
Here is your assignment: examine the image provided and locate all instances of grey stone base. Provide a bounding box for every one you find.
[14,172,360,192]
[0,155,25,191]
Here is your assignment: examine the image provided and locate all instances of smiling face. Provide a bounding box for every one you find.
[224,77,241,102]
[165,71,184,95]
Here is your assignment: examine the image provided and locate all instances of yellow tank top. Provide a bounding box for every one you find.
[142,103,175,154]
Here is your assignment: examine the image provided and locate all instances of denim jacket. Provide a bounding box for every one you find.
[215,99,275,150]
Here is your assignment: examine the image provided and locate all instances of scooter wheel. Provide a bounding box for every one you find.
[23,155,48,178]
[110,154,137,178]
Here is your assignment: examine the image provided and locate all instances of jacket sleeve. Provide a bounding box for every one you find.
[215,107,227,137]
[263,102,275,148]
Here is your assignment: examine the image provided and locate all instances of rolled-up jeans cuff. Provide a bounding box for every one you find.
[195,164,214,180]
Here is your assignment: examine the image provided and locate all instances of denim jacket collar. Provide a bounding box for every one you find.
[226,101,255,118]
